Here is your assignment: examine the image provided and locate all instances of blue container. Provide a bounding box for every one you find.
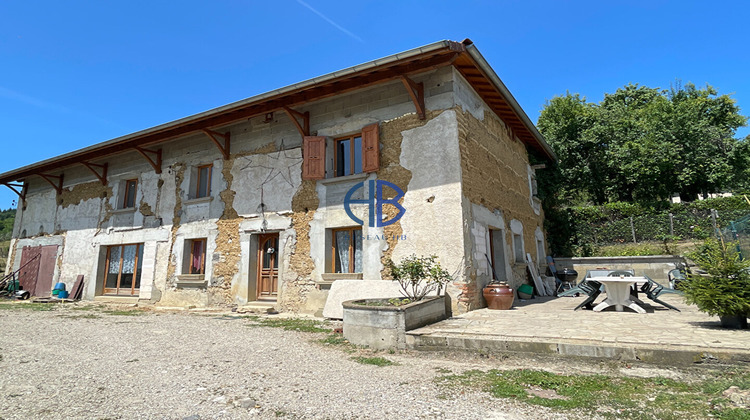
[57,290,69,299]
[54,282,66,291]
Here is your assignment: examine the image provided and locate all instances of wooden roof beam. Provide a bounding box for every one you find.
[202,129,231,160]
[38,173,64,195]
[282,106,310,137]
[134,147,162,174]
[2,182,26,205]
[81,162,108,185]
[399,75,425,120]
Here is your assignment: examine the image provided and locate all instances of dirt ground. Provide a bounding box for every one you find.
[0,302,745,420]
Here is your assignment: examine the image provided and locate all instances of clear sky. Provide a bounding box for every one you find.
[1,0,748,209]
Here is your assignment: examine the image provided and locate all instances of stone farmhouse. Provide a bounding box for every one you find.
[1,39,556,315]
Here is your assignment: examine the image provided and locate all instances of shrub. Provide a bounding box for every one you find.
[682,238,750,318]
[389,255,452,301]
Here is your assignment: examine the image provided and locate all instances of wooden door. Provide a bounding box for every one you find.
[18,246,42,294]
[103,244,143,296]
[257,234,279,300]
[35,245,58,297]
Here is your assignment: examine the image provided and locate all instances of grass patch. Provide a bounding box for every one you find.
[70,305,97,311]
[59,313,101,319]
[248,317,329,333]
[436,368,750,419]
[102,309,144,316]
[351,356,399,367]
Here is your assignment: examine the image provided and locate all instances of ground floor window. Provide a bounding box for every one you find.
[332,227,363,273]
[189,239,207,275]
[104,243,144,296]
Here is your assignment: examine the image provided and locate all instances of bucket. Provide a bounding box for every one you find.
[518,284,534,299]
[54,282,66,291]
[57,290,69,299]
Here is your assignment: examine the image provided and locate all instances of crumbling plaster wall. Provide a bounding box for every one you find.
[453,69,548,302]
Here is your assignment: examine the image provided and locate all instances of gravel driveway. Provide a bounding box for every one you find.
[0,304,574,420]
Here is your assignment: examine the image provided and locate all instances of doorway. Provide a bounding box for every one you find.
[103,243,144,296]
[18,245,58,297]
[256,233,279,300]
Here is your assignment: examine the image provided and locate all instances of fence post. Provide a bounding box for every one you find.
[669,212,674,236]
[711,209,718,237]
[630,216,637,243]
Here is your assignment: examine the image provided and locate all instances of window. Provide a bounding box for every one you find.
[122,179,137,208]
[189,239,207,275]
[335,134,363,177]
[489,229,507,281]
[302,123,379,180]
[196,164,212,198]
[104,243,144,296]
[331,227,363,273]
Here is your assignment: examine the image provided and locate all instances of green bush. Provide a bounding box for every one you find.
[549,196,750,256]
[682,238,750,318]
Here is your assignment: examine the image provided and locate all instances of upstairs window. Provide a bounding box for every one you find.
[122,179,137,209]
[302,123,380,180]
[335,134,363,177]
[196,164,212,198]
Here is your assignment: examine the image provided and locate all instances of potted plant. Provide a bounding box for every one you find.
[682,237,750,329]
[342,255,452,349]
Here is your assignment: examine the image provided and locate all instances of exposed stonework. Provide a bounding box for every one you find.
[58,181,111,209]
[165,164,186,282]
[377,110,444,278]
[456,108,545,290]
[283,180,320,311]
[139,201,155,217]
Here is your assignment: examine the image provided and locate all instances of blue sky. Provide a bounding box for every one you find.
[1,1,748,209]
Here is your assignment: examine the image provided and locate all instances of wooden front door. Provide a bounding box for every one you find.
[257,234,279,300]
[18,245,58,297]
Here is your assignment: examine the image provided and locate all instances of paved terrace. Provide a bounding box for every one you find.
[407,294,750,365]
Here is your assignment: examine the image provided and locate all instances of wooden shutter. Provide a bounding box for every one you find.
[302,136,326,180]
[361,123,380,173]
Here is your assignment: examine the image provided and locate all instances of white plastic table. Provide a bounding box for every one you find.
[588,276,646,313]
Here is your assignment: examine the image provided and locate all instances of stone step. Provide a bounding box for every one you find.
[237,301,278,314]
[94,296,139,304]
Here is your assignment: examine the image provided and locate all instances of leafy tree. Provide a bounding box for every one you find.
[537,82,747,205]
[0,208,16,241]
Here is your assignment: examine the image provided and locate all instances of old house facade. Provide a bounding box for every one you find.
[1,39,555,315]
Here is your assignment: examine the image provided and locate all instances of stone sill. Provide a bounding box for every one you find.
[111,207,136,215]
[319,173,368,185]
[176,274,208,289]
[184,196,213,205]
[318,273,364,288]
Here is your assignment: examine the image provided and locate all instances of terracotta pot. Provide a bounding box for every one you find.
[483,282,514,310]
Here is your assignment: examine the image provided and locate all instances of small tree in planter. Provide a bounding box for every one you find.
[389,254,452,304]
[682,238,750,329]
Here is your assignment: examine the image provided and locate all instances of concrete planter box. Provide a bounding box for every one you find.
[342,296,447,350]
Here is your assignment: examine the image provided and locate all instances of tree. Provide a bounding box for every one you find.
[537,82,747,205]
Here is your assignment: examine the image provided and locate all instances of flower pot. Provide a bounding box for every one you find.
[483,282,514,310]
[719,314,748,329]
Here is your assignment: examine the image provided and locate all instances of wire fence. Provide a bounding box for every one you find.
[719,213,750,260]
[573,208,750,246]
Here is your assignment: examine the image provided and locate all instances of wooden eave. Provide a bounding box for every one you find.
[0,39,554,186]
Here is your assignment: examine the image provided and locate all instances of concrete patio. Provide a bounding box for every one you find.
[407,293,750,365]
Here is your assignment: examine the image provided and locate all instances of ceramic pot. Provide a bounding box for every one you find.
[483,281,514,310]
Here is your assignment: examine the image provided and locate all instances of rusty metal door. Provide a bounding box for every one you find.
[257,234,279,299]
[35,245,58,297]
[18,246,41,294]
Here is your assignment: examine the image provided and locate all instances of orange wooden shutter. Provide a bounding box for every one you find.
[302,136,326,180]
[361,123,380,173]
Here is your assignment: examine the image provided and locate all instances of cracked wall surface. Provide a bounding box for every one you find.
[5,64,548,315]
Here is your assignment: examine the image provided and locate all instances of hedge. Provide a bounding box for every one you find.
[546,195,750,257]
